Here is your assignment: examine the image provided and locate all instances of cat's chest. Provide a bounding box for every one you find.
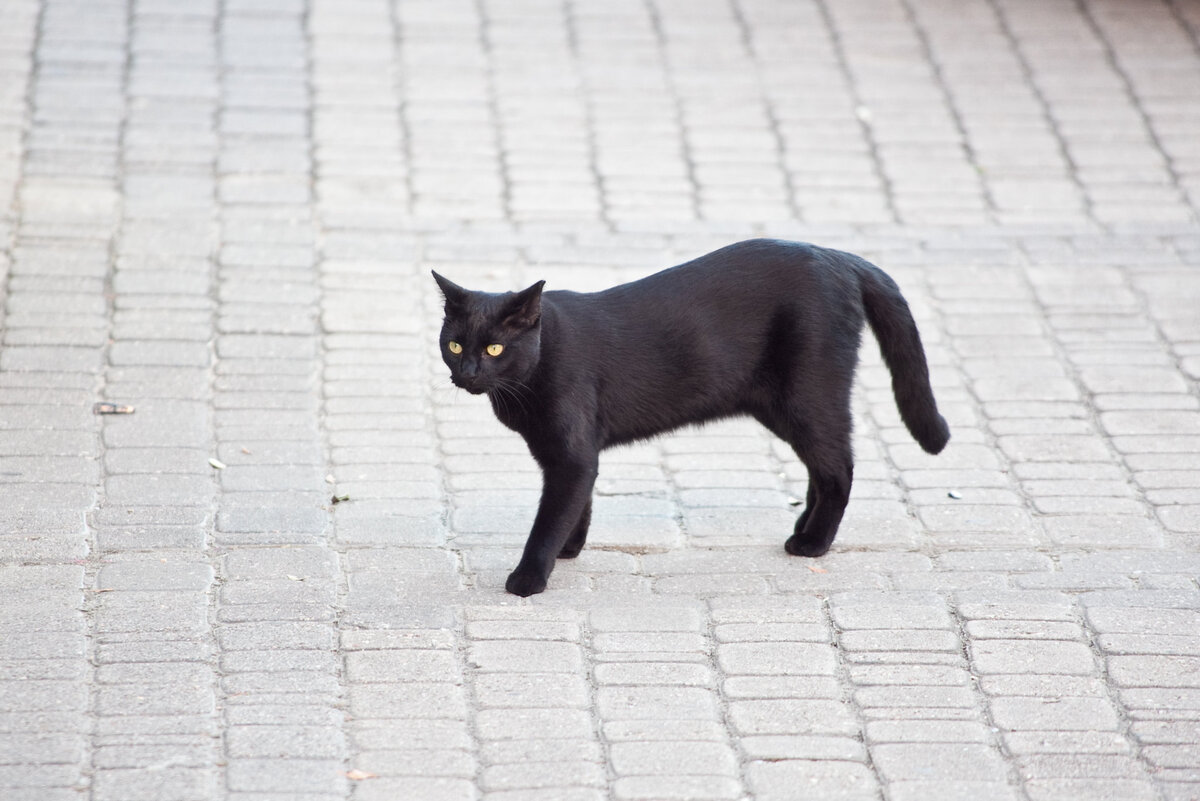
[487,392,532,433]
[486,375,594,450]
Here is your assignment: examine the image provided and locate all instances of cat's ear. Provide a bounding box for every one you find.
[503,280,546,329]
[432,271,469,311]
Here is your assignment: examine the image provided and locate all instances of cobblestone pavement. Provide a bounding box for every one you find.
[1,0,1199,799]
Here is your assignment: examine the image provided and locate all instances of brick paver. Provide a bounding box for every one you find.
[1,0,1199,799]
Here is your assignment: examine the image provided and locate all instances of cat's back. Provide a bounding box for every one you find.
[574,239,856,322]
[537,238,863,368]
[622,239,850,299]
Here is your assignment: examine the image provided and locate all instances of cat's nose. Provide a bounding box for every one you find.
[456,360,487,393]
[456,375,487,394]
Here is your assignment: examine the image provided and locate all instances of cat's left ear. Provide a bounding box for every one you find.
[503,280,546,329]
[432,271,469,310]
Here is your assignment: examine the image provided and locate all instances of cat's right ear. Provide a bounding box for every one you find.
[503,280,546,330]
[432,271,469,311]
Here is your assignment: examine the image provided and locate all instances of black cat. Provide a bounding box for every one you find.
[433,239,949,596]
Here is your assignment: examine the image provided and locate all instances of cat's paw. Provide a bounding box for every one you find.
[505,568,549,597]
[785,533,832,558]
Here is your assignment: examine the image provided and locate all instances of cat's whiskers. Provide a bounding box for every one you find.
[431,377,467,405]
[486,383,516,417]
[487,376,532,416]
[486,386,508,417]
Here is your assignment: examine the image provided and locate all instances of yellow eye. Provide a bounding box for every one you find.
[486,343,504,357]
[447,341,462,354]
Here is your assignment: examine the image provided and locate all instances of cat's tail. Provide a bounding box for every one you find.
[856,261,950,454]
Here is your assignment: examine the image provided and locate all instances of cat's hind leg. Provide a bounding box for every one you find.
[763,396,854,557]
[793,478,817,536]
[557,499,592,559]
[785,460,853,557]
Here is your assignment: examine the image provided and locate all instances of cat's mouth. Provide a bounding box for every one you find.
[453,377,489,395]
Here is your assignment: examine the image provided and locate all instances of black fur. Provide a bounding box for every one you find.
[433,239,949,596]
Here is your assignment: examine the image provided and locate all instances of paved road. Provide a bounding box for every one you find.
[1,0,1199,799]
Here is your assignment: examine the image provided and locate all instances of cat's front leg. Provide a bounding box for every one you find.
[557,499,592,559]
[506,455,598,596]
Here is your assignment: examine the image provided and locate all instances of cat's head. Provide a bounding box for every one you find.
[432,272,545,395]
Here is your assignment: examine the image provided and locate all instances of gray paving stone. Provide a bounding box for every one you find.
[93,683,213,718]
[92,742,215,769]
[1108,656,1200,689]
[971,640,1098,676]
[841,629,961,652]
[96,560,212,591]
[0,632,85,661]
[225,725,345,759]
[871,743,1010,782]
[866,719,992,744]
[957,596,1078,622]
[479,760,606,792]
[219,577,336,606]
[223,547,338,580]
[466,619,580,642]
[344,649,458,684]
[740,734,867,762]
[718,642,838,676]
[95,636,211,664]
[829,600,953,630]
[849,663,971,687]
[0,731,82,764]
[355,746,475,778]
[596,685,719,721]
[595,662,714,688]
[224,759,346,794]
[477,708,594,741]
[352,777,475,801]
[714,622,830,643]
[468,641,583,673]
[108,340,210,367]
[886,782,1021,801]
[94,524,207,551]
[594,631,706,653]
[724,674,842,700]
[855,685,979,710]
[967,620,1084,640]
[1004,730,1131,756]
[1023,779,1159,801]
[589,605,705,632]
[103,446,210,475]
[474,672,590,709]
[216,506,328,539]
[94,591,209,634]
[340,629,456,652]
[747,760,877,801]
[348,683,467,720]
[989,696,1122,732]
[730,699,859,736]
[1095,634,1200,657]
[91,767,216,801]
